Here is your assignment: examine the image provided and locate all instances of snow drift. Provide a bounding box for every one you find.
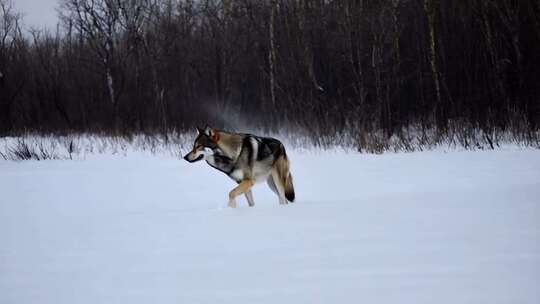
[0,147,539,303]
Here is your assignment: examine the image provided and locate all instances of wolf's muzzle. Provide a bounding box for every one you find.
[183,153,204,163]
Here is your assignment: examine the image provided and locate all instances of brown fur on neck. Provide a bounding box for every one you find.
[213,129,243,160]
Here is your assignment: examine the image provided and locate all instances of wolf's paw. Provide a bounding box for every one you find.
[228,199,237,208]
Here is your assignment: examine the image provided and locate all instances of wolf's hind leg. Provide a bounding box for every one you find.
[228,179,254,208]
[266,175,278,195]
[245,189,255,207]
[271,169,288,205]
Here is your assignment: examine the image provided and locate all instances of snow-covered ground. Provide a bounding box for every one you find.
[0,147,539,303]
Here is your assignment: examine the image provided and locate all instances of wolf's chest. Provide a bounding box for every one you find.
[229,169,244,182]
[206,154,235,175]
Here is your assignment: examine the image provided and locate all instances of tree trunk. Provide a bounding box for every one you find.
[424,0,442,109]
[269,0,277,107]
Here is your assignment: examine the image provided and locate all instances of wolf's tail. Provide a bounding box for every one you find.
[284,172,295,202]
[275,146,295,202]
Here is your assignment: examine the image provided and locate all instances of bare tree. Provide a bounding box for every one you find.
[0,0,23,133]
[268,0,277,107]
[424,0,441,115]
[60,0,122,124]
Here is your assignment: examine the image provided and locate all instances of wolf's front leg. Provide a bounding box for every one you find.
[228,179,254,208]
[244,189,255,207]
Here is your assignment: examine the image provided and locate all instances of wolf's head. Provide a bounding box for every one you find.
[183,126,220,163]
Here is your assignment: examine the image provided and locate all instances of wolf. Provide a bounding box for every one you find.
[183,126,295,208]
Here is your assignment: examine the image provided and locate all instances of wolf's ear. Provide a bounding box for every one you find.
[196,126,204,135]
[209,129,220,142]
[203,125,212,135]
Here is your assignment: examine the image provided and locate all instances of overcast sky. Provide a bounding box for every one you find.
[14,0,59,30]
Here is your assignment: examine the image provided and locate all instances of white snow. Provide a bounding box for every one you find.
[0,148,539,303]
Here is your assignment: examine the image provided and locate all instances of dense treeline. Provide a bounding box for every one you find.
[0,0,538,145]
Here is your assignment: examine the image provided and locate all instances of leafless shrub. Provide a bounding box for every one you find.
[2,138,60,161]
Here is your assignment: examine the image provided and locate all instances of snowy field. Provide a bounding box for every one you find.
[0,146,539,303]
